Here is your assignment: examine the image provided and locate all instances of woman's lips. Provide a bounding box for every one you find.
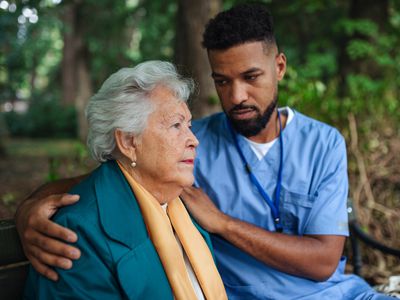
[181,159,194,164]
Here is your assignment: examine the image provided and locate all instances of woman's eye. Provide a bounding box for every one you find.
[173,123,182,129]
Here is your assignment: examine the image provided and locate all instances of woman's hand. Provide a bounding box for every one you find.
[15,193,81,281]
[181,186,230,234]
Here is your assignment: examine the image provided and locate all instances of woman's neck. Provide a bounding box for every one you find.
[118,158,181,205]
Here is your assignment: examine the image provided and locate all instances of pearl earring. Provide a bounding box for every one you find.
[131,161,137,168]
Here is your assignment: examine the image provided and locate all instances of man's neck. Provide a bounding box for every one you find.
[247,109,288,144]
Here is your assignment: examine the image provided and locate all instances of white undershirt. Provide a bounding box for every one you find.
[245,107,294,160]
[161,203,205,300]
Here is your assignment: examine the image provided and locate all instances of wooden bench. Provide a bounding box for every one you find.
[0,219,29,300]
[1,201,399,299]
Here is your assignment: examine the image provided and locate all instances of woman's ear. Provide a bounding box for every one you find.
[114,129,137,161]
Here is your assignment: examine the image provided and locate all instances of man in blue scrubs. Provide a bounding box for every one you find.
[179,4,393,299]
[16,3,394,299]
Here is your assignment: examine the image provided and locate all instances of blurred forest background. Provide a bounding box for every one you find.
[0,0,399,285]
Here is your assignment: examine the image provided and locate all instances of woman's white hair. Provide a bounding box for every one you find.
[86,60,194,162]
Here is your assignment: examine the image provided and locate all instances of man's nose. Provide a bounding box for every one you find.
[230,81,248,105]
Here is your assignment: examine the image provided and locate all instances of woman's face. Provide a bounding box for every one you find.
[133,86,199,198]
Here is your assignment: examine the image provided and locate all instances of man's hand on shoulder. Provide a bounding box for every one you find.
[15,193,81,281]
[181,186,230,234]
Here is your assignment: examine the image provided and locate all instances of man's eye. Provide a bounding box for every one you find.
[214,79,227,86]
[173,123,182,129]
[245,74,258,81]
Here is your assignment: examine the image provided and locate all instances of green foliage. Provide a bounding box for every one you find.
[279,66,343,125]
[73,142,89,162]
[0,2,63,103]
[1,192,16,206]
[3,138,85,157]
[208,94,219,106]
[47,156,60,182]
[347,39,375,60]
[4,99,77,138]
[1,0,398,136]
[337,19,378,37]
[79,0,141,87]
[135,1,177,61]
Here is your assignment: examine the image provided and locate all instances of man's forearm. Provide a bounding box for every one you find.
[181,186,345,281]
[13,174,86,281]
[27,175,88,200]
[15,174,88,220]
[216,215,345,281]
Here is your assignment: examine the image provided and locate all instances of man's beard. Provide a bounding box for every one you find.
[227,96,278,138]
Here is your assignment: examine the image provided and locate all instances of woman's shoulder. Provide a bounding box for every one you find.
[52,163,110,226]
[53,161,133,228]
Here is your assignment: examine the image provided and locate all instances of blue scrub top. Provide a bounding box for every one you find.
[192,109,386,300]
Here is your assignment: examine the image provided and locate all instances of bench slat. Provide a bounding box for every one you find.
[0,219,27,266]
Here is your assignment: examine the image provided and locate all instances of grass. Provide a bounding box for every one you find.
[0,138,95,219]
[3,138,88,158]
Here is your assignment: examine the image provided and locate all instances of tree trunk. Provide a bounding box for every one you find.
[0,113,7,156]
[175,0,221,119]
[75,44,92,142]
[60,0,93,141]
[61,2,78,105]
[29,55,38,96]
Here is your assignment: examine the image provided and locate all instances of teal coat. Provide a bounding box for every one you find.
[24,160,215,300]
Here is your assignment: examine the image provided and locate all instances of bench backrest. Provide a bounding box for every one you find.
[0,219,29,300]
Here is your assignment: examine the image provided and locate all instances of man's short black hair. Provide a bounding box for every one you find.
[202,3,276,50]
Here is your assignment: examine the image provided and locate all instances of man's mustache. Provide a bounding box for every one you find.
[229,104,259,114]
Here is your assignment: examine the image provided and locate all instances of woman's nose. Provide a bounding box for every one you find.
[187,128,199,148]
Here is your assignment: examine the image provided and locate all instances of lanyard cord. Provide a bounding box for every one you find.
[228,111,284,231]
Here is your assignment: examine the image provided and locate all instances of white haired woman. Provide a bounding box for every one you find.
[23,61,227,300]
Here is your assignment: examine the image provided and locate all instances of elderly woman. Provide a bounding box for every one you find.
[24,61,227,300]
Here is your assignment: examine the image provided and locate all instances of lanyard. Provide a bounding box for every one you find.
[228,111,284,232]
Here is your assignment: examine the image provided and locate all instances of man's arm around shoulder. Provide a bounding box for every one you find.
[15,174,87,281]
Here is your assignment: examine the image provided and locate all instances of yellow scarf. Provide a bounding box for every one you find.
[117,161,227,300]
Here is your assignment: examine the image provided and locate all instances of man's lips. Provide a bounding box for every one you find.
[230,108,257,119]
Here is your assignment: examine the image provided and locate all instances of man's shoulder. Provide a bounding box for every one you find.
[192,112,228,143]
[192,112,225,128]
[292,109,344,142]
[293,109,333,129]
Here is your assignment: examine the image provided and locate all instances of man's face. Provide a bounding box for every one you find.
[208,41,286,137]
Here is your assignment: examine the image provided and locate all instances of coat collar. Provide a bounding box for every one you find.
[94,160,148,249]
